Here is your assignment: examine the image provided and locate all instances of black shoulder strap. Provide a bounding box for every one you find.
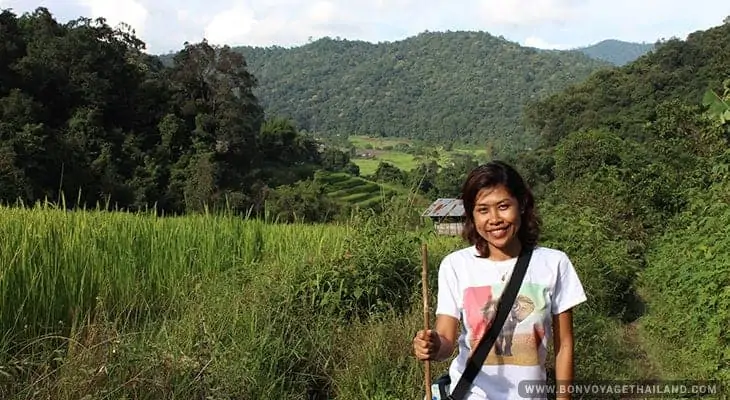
[448,246,534,400]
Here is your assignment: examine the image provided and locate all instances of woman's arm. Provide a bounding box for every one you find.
[553,309,575,399]
[433,314,459,361]
[413,314,459,362]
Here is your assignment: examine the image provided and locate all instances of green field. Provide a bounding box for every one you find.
[315,170,398,208]
[1,200,694,399]
[348,135,489,176]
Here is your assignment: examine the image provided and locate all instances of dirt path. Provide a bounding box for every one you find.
[624,320,661,379]
[616,321,662,400]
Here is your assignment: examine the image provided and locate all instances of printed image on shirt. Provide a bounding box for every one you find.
[463,283,548,366]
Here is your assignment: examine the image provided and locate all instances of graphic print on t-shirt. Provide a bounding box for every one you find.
[463,283,547,366]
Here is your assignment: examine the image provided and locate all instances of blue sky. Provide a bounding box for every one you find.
[1,0,727,54]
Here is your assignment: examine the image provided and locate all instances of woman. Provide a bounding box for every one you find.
[413,161,587,399]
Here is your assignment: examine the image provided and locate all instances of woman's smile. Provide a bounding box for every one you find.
[472,184,522,260]
[487,225,511,240]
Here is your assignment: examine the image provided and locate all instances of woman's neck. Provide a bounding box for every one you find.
[486,240,522,261]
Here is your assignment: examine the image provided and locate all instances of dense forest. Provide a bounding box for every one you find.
[172,32,614,151]
[523,25,730,149]
[0,7,364,217]
[158,34,656,150]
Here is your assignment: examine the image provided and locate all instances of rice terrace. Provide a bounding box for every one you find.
[1,6,729,400]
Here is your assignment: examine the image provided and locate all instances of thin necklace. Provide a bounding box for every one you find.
[500,259,517,282]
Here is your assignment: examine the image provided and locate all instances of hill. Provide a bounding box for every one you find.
[577,39,655,66]
[216,31,611,151]
[522,22,730,148]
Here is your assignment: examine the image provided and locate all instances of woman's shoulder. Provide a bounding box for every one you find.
[531,245,569,258]
[530,245,573,265]
[440,245,479,264]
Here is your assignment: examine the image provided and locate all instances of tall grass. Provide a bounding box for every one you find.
[0,201,450,398]
[0,199,662,399]
[0,203,349,341]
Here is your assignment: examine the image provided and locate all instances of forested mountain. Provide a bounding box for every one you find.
[156,32,660,151]
[192,32,612,150]
[522,22,730,148]
[576,39,655,66]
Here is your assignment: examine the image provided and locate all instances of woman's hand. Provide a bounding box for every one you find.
[413,329,442,361]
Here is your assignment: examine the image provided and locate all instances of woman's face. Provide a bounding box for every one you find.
[472,184,522,258]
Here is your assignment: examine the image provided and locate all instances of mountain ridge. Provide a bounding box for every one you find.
[224,30,613,150]
[574,39,656,66]
[159,32,655,64]
[155,30,654,152]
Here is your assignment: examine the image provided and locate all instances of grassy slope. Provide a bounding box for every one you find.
[636,180,730,384]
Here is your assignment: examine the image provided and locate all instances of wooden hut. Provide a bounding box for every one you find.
[422,198,465,236]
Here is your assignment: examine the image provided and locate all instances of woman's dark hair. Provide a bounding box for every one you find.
[460,160,540,258]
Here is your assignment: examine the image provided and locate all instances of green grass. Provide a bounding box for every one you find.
[0,201,462,399]
[0,196,677,399]
[348,135,489,175]
[347,135,412,149]
[637,181,730,384]
[351,158,381,176]
[0,204,348,340]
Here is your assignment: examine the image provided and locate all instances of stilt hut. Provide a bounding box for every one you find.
[422,198,465,236]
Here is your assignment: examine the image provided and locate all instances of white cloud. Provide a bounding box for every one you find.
[203,4,257,45]
[203,0,355,47]
[479,0,577,26]
[78,0,148,36]
[523,36,571,49]
[307,1,335,23]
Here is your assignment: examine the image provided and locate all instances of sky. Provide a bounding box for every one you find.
[1,0,728,55]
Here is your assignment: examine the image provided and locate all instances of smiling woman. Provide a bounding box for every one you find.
[461,161,540,261]
[413,160,587,400]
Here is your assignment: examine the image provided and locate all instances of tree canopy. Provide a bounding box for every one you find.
[159,32,614,151]
[0,7,353,215]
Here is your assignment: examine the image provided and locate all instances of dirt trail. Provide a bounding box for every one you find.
[617,321,664,400]
[623,321,661,380]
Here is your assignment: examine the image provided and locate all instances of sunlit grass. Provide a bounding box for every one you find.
[0,198,662,398]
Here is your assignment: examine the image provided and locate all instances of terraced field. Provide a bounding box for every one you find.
[314,170,400,209]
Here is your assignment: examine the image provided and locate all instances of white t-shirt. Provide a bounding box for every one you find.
[435,245,587,400]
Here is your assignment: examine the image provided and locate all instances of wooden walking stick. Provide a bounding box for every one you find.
[421,243,432,400]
